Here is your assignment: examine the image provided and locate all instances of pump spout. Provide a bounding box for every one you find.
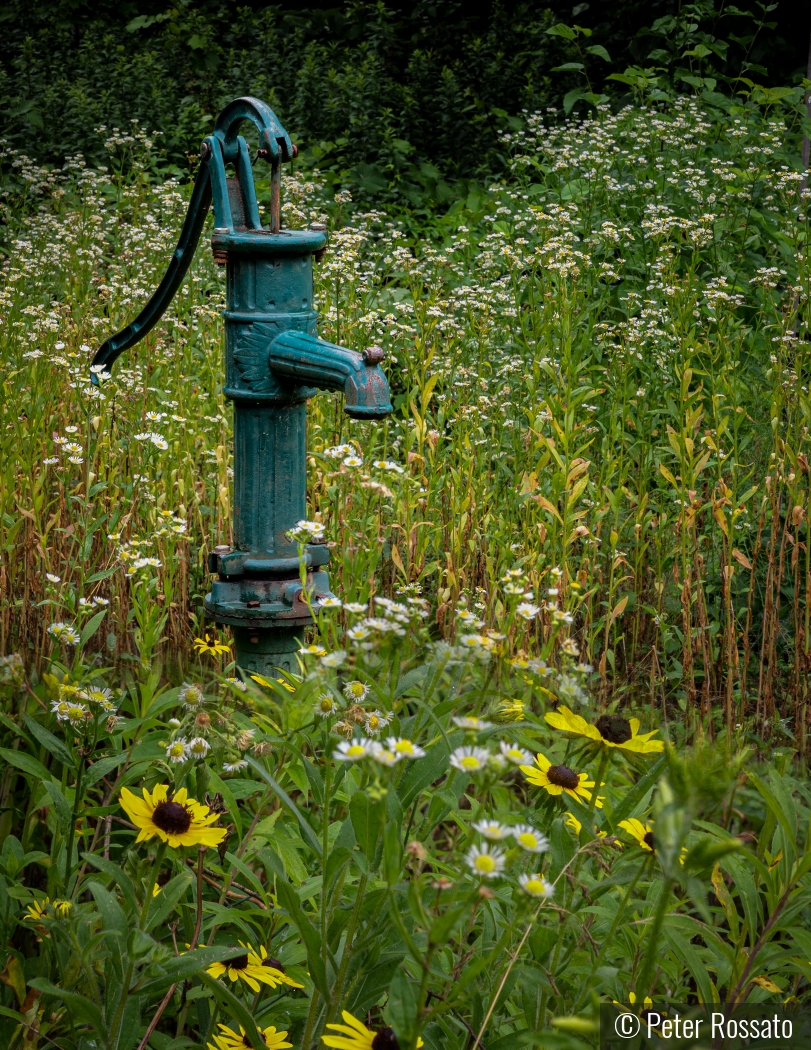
[268,330,392,419]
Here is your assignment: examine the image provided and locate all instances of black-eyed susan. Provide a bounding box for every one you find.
[545,706,664,753]
[618,818,655,852]
[194,633,231,657]
[207,942,303,993]
[520,752,601,807]
[24,898,49,922]
[119,784,227,849]
[322,1010,424,1050]
[207,1022,292,1050]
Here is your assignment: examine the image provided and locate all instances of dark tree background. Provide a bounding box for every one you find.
[0,0,808,200]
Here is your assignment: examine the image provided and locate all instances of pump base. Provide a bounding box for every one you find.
[232,625,303,677]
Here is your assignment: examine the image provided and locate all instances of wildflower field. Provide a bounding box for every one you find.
[1,80,811,1050]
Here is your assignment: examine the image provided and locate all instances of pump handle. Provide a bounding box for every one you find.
[90,97,291,381]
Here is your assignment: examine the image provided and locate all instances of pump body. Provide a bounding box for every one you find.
[91,97,392,676]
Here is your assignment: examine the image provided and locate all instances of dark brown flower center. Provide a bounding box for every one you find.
[372,1029,400,1050]
[263,956,285,972]
[156,869,172,888]
[643,831,655,850]
[595,714,632,744]
[547,764,580,790]
[152,800,192,835]
[228,954,249,971]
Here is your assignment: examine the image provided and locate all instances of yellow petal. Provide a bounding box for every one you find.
[546,706,601,741]
[533,752,552,772]
[174,787,188,804]
[620,738,665,753]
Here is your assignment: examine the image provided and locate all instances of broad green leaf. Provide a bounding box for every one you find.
[387,966,417,1045]
[546,22,577,38]
[83,752,127,790]
[28,978,104,1030]
[145,869,194,933]
[80,609,106,647]
[350,791,384,862]
[0,747,51,782]
[24,715,75,769]
[274,880,329,999]
[81,853,138,914]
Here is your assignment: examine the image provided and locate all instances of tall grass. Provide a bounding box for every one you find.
[1,92,809,746]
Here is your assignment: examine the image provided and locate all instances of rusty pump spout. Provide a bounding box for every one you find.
[91,96,392,676]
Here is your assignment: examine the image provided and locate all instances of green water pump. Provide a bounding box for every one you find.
[91,97,392,675]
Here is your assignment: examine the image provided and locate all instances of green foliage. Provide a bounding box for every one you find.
[0,0,804,209]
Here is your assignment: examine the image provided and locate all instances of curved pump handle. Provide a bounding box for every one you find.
[91,97,292,381]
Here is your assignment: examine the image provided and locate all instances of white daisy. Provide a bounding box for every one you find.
[499,741,534,766]
[511,825,549,854]
[386,737,426,759]
[334,738,373,762]
[453,715,493,731]
[449,746,491,774]
[472,820,510,841]
[519,873,554,898]
[466,843,506,879]
[165,740,188,763]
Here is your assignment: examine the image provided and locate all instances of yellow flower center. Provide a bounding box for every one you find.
[518,833,537,849]
[460,756,482,771]
[474,855,496,873]
[347,745,365,758]
[394,741,413,753]
[524,878,544,895]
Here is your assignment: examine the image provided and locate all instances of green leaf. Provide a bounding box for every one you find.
[386,966,417,1045]
[83,753,127,790]
[207,768,242,838]
[383,821,402,887]
[428,902,468,946]
[274,880,329,999]
[28,978,104,1030]
[89,882,128,969]
[609,755,667,830]
[563,88,586,114]
[398,742,449,809]
[350,791,384,863]
[81,853,138,914]
[145,869,194,934]
[42,779,73,839]
[0,747,51,782]
[546,22,577,39]
[24,715,75,769]
[86,567,119,582]
[551,62,585,71]
[586,44,611,61]
[197,972,267,1050]
[80,609,106,648]
[244,757,321,855]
